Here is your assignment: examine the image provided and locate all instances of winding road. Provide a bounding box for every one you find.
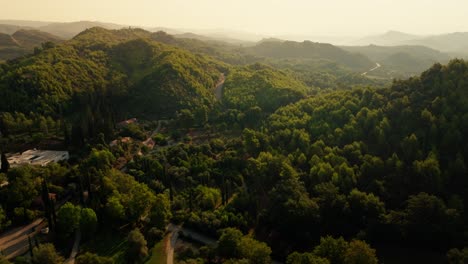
[214,73,225,100]
[361,62,381,76]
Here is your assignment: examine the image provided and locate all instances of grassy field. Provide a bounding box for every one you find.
[146,236,167,264]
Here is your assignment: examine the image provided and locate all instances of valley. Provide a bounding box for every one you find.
[0,12,467,264]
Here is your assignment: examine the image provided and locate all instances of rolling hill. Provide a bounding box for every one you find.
[38,21,125,39]
[403,32,468,54]
[12,29,62,48]
[342,45,451,74]
[244,40,375,71]
[350,30,468,55]
[0,30,62,60]
[0,27,227,121]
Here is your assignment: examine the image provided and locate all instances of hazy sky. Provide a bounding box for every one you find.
[1,0,468,36]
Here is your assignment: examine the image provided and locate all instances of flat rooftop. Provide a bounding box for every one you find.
[2,149,69,168]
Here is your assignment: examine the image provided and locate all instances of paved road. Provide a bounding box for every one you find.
[0,196,69,260]
[0,218,46,259]
[361,62,381,76]
[214,73,225,100]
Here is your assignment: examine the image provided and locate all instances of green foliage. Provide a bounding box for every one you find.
[31,243,65,264]
[223,64,307,113]
[343,240,378,264]
[194,185,222,210]
[313,236,348,264]
[0,206,10,231]
[80,208,98,238]
[150,193,172,229]
[103,169,156,223]
[57,202,81,238]
[120,123,146,140]
[0,255,11,264]
[287,252,330,264]
[76,252,114,264]
[447,247,468,264]
[126,229,148,263]
[267,172,320,239]
[5,166,38,210]
[245,40,374,71]
[216,228,271,264]
[217,228,243,259]
[237,237,272,264]
[0,27,226,144]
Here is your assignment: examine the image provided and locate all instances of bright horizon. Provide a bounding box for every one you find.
[1,0,468,36]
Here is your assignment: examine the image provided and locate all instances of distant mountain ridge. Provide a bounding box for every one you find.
[350,30,468,55]
[351,30,421,46]
[341,44,451,75]
[2,20,467,55]
[245,40,375,71]
[0,20,255,44]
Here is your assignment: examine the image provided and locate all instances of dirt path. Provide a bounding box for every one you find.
[64,230,81,264]
[165,224,181,264]
[214,73,225,100]
[361,62,381,76]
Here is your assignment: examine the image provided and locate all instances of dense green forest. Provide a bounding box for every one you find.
[0,27,467,264]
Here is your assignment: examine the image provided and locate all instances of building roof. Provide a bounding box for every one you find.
[1,149,69,168]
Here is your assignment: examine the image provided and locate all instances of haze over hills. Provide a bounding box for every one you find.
[2,1,468,262]
[348,30,468,55]
[1,19,468,57]
[351,31,422,46]
[245,40,375,71]
[0,29,62,60]
[341,45,451,75]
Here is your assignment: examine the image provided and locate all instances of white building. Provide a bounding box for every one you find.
[1,149,69,168]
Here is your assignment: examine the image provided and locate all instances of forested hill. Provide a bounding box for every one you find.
[223,64,309,113]
[245,40,375,71]
[0,27,229,144]
[255,59,468,254]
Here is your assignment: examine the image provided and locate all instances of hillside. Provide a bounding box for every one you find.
[0,30,62,60]
[0,33,19,47]
[245,40,375,71]
[342,45,451,75]
[350,30,468,55]
[0,24,28,35]
[260,60,468,256]
[12,29,62,48]
[0,27,226,124]
[223,63,309,112]
[0,22,467,264]
[404,32,468,54]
